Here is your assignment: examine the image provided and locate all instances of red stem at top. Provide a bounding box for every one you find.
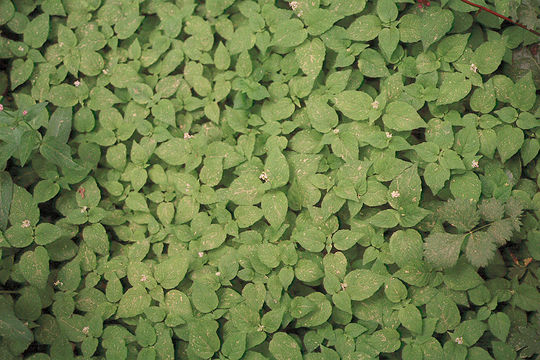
[459,0,540,36]
[417,0,540,36]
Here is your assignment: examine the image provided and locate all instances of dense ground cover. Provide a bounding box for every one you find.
[1,0,540,359]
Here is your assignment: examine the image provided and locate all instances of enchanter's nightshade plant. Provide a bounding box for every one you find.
[0,0,539,359]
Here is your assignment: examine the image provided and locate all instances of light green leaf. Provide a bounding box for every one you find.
[261,191,288,228]
[488,312,510,342]
[382,101,426,131]
[23,13,49,48]
[358,49,390,78]
[116,286,151,318]
[307,95,338,133]
[333,90,372,121]
[154,255,189,289]
[437,72,472,105]
[420,6,453,51]
[344,269,386,301]
[10,58,33,90]
[82,223,109,255]
[49,84,79,107]
[424,232,466,269]
[295,38,325,77]
[449,172,482,203]
[389,229,423,268]
[471,39,506,75]
[348,15,381,41]
[399,304,422,334]
[19,246,49,289]
[269,332,302,360]
[189,319,220,359]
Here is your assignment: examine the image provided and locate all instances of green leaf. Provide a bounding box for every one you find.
[419,6,453,51]
[49,84,79,107]
[389,229,423,267]
[269,332,302,360]
[191,282,218,313]
[0,0,15,25]
[116,286,151,318]
[295,38,325,77]
[436,33,470,62]
[423,162,450,195]
[19,246,49,289]
[10,58,34,90]
[424,233,466,269]
[271,19,307,48]
[443,260,483,290]
[306,95,338,133]
[357,49,390,78]
[511,71,536,111]
[128,83,153,104]
[488,312,510,342]
[261,191,288,228]
[383,101,426,131]
[348,15,381,41]
[369,208,400,228]
[471,39,506,74]
[9,185,39,227]
[333,90,373,121]
[0,171,13,231]
[23,13,49,48]
[388,165,422,209]
[82,223,109,255]
[399,304,422,334]
[154,255,189,289]
[234,205,263,228]
[436,72,472,105]
[34,223,62,245]
[465,231,496,267]
[376,0,398,23]
[426,293,461,333]
[344,269,386,301]
[449,172,482,203]
[295,292,332,327]
[265,147,289,188]
[496,125,524,163]
[293,226,326,253]
[368,328,401,353]
[189,319,220,359]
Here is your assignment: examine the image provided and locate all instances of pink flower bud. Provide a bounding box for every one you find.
[23,110,28,115]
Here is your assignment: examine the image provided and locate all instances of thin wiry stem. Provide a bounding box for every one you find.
[459,0,540,36]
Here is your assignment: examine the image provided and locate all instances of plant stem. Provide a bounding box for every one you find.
[459,0,540,36]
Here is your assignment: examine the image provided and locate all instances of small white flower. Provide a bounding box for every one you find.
[471,160,479,168]
[257,324,265,332]
[21,220,31,228]
[289,1,298,10]
[82,326,90,335]
[140,274,147,282]
[371,100,380,109]
[455,336,463,345]
[333,128,340,134]
[340,283,348,290]
[183,132,193,139]
[385,132,392,138]
[215,272,221,276]
[391,190,400,198]
[198,251,204,258]
[259,171,269,183]
[102,69,109,74]
[54,280,63,286]
[80,206,88,213]
[74,80,81,87]
[18,46,24,52]
[470,63,478,73]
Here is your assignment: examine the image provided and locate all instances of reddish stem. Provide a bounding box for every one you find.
[459,0,540,36]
